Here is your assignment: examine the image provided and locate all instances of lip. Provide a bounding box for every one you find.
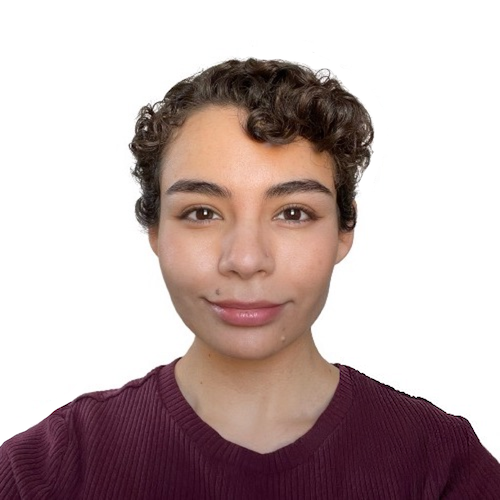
[208,300,285,327]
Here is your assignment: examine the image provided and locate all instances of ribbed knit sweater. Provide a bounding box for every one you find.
[1,361,499,499]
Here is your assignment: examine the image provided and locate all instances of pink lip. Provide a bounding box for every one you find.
[208,300,285,327]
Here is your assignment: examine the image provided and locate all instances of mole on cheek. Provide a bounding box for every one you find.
[215,289,221,296]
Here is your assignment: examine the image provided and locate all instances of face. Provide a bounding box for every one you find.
[149,106,353,361]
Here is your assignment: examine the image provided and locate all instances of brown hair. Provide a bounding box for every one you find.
[130,58,373,231]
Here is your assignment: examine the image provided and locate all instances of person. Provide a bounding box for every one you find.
[1,58,499,499]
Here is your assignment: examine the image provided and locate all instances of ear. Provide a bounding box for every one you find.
[148,226,159,256]
[334,200,356,264]
[335,228,354,264]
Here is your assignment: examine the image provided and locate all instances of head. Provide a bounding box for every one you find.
[129,59,374,361]
[130,58,373,234]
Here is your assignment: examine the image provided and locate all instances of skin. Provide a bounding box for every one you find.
[149,106,354,453]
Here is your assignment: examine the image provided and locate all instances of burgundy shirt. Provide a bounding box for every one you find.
[1,361,499,499]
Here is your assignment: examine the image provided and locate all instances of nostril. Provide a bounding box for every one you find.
[218,231,274,279]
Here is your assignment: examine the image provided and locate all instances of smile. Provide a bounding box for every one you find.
[208,300,285,327]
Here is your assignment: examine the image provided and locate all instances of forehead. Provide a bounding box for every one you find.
[160,106,335,190]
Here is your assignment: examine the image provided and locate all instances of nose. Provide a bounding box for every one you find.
[218,222,275,279]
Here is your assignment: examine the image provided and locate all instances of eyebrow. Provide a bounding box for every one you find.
[166,180,231,197]
[166,179,334,198]
[264,180,334,198]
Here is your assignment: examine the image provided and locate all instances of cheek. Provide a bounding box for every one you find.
[281,232,338,288]
[157,232,217,293]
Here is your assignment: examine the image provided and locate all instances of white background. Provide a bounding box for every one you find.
[1,1,499,459]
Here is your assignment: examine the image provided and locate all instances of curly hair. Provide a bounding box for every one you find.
[130,58,373,231]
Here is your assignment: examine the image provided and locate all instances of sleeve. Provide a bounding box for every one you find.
[0,446,21,500]
[441,417,500,499]
[0,407,80,500]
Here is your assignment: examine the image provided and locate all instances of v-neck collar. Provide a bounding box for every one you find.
[157,359,354,473]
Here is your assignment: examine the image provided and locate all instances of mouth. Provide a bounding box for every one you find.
[207,300,285,327]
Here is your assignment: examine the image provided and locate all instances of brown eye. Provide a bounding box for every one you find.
[275,206,312,222]
[183,207,222,222]
[195,208,214,220]
[283,208,302,220]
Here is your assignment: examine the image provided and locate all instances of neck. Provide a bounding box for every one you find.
[174,333,339,453]
[178,332,331,391]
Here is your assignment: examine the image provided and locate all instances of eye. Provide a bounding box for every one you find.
[182,206,222,222]
[274,206,315,223]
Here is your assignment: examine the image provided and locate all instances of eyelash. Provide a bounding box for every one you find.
[273,205,318,224]
[179,205,222,224]
[178,204,318,224]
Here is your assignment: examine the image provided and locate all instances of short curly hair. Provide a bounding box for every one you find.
[130,58,373,231]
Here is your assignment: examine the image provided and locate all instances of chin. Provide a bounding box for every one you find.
[191,327,307,363]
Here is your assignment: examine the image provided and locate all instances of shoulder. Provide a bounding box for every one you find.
[68,365,163,417]
[342,364,474,450]
[344,364,465,428]
[339,365,500,497]
[44,365,166,441]
[52,364,169,457]
[0,365,166,498]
